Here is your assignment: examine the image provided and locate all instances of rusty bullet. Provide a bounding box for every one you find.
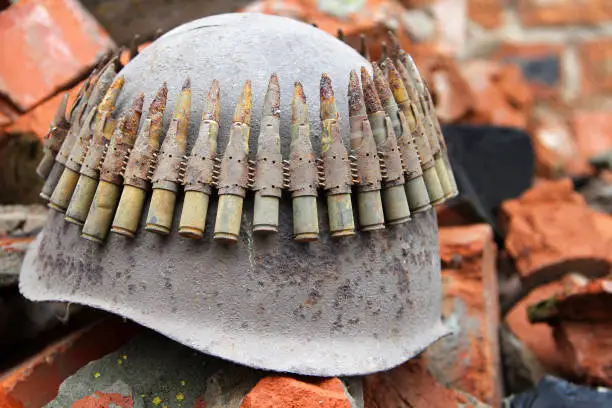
[252,74,283,234]
[48,64,117,212]
[372,63,431,212]
[320,73,355,237]
[214,80,252,243]
[385,59,445,206]
[65,75,125,225]
[178,80,220,239]
[36,93,70,180]
[146,78,191,235]
[112,83,168,237]
[82,94,144,243]
[288,81,319,242]
[348,70,385,231]
[360,67,410,224]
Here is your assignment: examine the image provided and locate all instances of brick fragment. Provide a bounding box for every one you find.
[518,0,612,26]
[572,110,612,163]
[501,179,612,281]
[0,318,137,408]
[0,0,115,111]
[0,98,19,127]
[506,281,575,376]
[529,106,591,178]
[579,38,612,97]
[429,56,475,123]
[460,60,532,128]
[468,0,504,29]
[241,377,351,408]
[423,224,502,407]
[495,43,563,99]
[5,81,83,140]
[364,356,490,408]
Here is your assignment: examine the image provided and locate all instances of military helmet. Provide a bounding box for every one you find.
[21,13,457,376]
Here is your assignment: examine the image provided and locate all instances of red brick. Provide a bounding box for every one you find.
[494,43,563,100]
[579,38,612,97]
[5,81,82,140]
[529,106,591,178]
[364,357,488,408]
[518,0,612,26]
[428,56,475,123]
[0,318,137,408]
[460,60,532,128]
[501,179,612,281]
[572,110,612,162]
[468,0,504,29]
[0,0,114,111]
[241,377,351,408]
[506,280,575,376]
[423,224,502,407]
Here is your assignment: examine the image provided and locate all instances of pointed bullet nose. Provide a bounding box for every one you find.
[262,73,281,118]
[233,80,252,124]
[361,66,383,115]
[202,79,221,122]
[320,73,338,121]
[292,81,308,126]
[53,93,70,125]
[348,70,365,118]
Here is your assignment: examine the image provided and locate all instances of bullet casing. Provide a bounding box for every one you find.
[349,114,385,231]
[179,119,219,238]
[252,116,283,233]
[367,112,411,224]
[111,185,147,237]
[320,119,355,237]
[288,122,319,242]
[81,181,121,242]
[64,174,98,225]
[214,122,250,243]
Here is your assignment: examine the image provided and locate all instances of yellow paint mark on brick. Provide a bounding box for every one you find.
[152,396,162,406]
[93,372,101,378]
[176,392,185,401]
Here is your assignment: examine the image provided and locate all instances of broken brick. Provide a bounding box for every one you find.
[468,0,505,29]
[517,0,612,27]
[0,0,115,111]
[529,106,591,178]
[240,377,351,408]
[572,109,612,164]
[579,38,612,97]
[429,56,475,123]
[506,280,573,377]
[364,356,489,408]
[494,43,563,100]
[526,276,612,386]
[460,60,532,128]
[0,318,138,408]
[5,81,82,140]
[501,179,612,282]
[423,224,502,407]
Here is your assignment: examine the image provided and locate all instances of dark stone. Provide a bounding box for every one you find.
[506,376,612,408]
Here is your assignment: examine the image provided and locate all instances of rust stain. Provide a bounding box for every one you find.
[72,391,133,408]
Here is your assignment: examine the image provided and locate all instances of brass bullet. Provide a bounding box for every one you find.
[372,63,431,213]
[82,93,144,243]
[146,78,192,235]
[286,81,319,242]
[320,73,355,237]
[214,80,252,243]
[65,74,125,225]
[252,74,283,234]
[178,80,220,239]
[348,70,385,231]
[385,59,445,206]
[360,67,410,225]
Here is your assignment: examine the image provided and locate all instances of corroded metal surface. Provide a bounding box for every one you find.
[20,13,447,376]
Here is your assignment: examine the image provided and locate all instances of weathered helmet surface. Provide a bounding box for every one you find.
[20,13,449,376]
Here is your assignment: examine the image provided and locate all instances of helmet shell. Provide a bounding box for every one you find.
[20,13,447,376]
